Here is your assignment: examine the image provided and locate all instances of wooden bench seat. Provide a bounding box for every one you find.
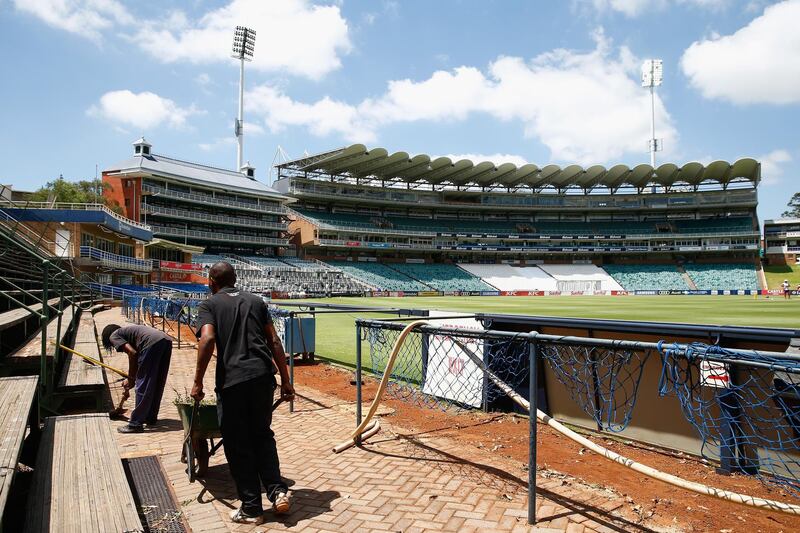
[0,376,38,521]
[0,298,59,332]
[8,305,75,362]
[25,414,143,533]
[57,313,104,390]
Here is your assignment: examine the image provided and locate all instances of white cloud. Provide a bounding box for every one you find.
[247,85,371,141]
[681,0,800,104]
[579,0,728,16]
[759,149,792,185]
[132,0,351,80]
[13,0,132,41]
[247,29,677,164]
[440,153,530,167]
[87,90,200,130]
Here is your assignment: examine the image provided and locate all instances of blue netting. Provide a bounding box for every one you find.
[659,342,800,495]
[540,342,652,432]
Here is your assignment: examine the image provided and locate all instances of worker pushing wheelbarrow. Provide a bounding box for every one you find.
[177,397,284,482]
[187,262,295,524]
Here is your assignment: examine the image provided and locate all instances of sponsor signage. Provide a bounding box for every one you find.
[160,260,203,271]
[422,311,485,408]
[345,241,361,247]
[417,291,441,297]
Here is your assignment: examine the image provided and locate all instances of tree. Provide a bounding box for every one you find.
[783,192,800,218]
[28,176,121,212]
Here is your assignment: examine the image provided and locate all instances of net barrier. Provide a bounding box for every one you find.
[336,319,800,515]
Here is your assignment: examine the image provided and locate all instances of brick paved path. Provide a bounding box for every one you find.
[96,309,669,532]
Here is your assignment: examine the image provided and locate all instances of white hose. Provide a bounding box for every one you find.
[337,320,800,516]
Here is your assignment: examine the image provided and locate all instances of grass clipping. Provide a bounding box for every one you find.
[172,388,216,406]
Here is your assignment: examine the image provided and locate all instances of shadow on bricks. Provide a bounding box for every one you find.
[365,434,658,533]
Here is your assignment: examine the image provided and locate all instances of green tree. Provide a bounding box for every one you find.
[783,192,800,218]
[28,177,120,211]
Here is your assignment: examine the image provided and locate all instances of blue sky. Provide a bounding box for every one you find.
[0,0,797,220]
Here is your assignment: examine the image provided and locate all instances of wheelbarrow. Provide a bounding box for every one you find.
[177,397,284,483]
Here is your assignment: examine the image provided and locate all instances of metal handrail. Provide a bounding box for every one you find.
[142,183,286,214]
[142,203,286,230]
[150,225,287,246]
[79,245,153,271]
[0,200,151,231]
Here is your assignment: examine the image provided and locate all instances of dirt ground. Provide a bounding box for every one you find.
[295,361,800,533]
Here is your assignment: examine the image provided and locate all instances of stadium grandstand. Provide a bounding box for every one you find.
[274,143,764,294]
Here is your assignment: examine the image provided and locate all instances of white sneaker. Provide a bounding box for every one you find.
[273,491,291,515]
[230,508,265,525]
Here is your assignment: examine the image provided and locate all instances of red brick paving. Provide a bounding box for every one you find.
[96,309,670,532]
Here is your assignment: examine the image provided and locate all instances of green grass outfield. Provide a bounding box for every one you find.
[276,295,800,367]
[764,264,800,289]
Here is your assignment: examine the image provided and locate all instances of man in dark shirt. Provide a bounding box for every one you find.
[101,323,173,433]
[191,262,294,525]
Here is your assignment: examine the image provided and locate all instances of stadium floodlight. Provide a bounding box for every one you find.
[641,59,663,169]
[232,26,256,171]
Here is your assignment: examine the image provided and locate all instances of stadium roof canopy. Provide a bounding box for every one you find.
[277,144,760,192]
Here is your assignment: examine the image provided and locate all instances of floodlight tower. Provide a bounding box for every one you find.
[232,26,256,172]
[641,59,663,168]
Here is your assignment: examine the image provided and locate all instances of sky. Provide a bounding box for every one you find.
[0,0,797,220]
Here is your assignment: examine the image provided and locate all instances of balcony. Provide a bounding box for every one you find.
[79,246,153,272]
[142,184,286,215]
[150,225,288,246]
[143,204,286,230]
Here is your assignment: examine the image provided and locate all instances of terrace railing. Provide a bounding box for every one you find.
[143,204,286,230]
[149,225,288,246]
[79,246,153,272]
[0,200,151,232]
[142,183,286,215]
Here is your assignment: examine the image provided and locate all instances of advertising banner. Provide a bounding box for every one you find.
[422,311,485,408]
[160,260,203,271]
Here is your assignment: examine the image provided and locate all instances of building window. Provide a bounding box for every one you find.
[118,243,133,257]
[125,199,130,207]
[135,146,141,154]
[81,233,94,247]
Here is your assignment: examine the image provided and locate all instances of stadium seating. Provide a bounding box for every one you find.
[192,254,224,266]
[390,263,494,292]
[683,263,759,290]
[155,282,209,294]
[602,264,690,291]
[296,209,754,237]
[458,264,558,291]
[538,264,624,292]
[325,261,431,291]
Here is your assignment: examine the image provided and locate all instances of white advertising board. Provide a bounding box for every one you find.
[422,311,485,408]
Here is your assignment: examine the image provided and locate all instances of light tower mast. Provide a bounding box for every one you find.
[232,26,256,171]
[641,59,663,168]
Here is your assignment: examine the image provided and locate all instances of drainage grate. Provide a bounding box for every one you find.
[123,456,188,533]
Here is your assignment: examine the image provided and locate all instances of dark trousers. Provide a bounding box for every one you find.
[130,339,172,427]
[218,375,287,515]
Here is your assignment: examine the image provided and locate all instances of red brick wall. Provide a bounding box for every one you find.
[102,173,141,221]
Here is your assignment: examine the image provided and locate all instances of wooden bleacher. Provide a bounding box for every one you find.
[0,298,59,332]
[24,413,143,533]
[0,376,38,523]
[8,305,76,366]
[58,313,104,389]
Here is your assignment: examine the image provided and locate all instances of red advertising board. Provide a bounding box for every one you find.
[160,260,203,271]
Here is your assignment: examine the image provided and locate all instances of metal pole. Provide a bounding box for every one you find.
[40,262,50,403]
[650,84,656,168]
[237,55,245,170]
[288,312,294,413]
[528,340,538,525]
[355,323,362,444]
